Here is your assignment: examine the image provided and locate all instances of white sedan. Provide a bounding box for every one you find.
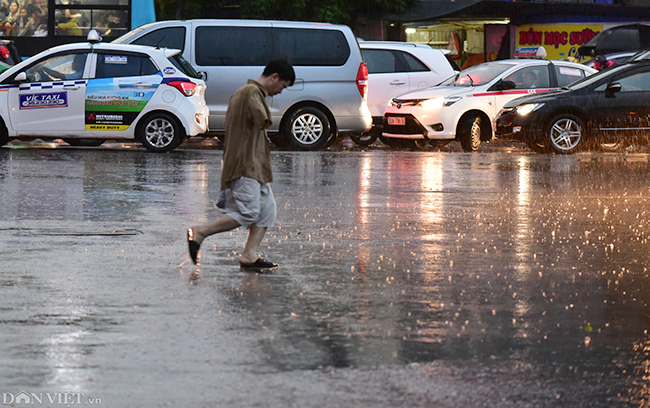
[382,59,596,151]
[0,31,209,152]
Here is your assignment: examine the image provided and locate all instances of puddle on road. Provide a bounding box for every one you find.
[2,148,650,406]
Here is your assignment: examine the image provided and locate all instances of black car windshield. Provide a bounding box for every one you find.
[439,62,515,87]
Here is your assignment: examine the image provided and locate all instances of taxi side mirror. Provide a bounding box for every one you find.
[14,71,26,82]
[495,80,516,91]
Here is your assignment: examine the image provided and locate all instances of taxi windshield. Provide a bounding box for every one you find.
[440,63,514,87]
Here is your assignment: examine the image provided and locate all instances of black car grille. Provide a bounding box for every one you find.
[383,114,427,135]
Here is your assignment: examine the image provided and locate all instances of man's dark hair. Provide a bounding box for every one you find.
[263,59,295,86]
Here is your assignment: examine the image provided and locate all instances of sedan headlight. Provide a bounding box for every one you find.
[515,103,545,116]
[442,96,462,106]
[419,96,463,110]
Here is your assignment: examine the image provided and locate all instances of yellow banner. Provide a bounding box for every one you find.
[516,24,603,62]
[85,124,130,131]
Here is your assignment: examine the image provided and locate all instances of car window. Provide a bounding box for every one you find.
[94,53,158,78]
[362,49,398,74]
[398,51,429,72]
[275,28,350,66]
[196,26,273,66]
[131,27,186,52]
[592,67,650,92]
[611,70,650,92]
[439,62,513,87]
[503,66,549,89]
[24,52,88,82]
[555,65,588,87]
[169,53,201,79]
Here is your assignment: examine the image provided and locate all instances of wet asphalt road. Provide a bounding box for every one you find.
[2,138,650,407]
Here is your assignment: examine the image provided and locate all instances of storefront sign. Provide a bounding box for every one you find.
[516,24,602,62]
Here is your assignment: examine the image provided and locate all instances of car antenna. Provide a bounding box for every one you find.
[154,36,167,49]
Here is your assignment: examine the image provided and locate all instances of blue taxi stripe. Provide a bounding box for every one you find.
[18,80,88,90]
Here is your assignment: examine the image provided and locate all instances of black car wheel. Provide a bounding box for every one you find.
[459,115,482,152]
[546,113,584,154]
[282,106,331,150]
[137,112,184,153]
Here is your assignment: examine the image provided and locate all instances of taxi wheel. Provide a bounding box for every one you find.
[137,113,183,153]
[283,106,331,151]
[459,116,482,152]
[0,124,7,147]
[546,114,583,154]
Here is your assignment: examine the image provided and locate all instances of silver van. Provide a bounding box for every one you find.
[114,19,372,150]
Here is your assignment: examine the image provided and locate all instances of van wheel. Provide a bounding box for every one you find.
[350,127,380,146]
[283,106,331,150]
[267,132,290,148]
[137,113,183,153]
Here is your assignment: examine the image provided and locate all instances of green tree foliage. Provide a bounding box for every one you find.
[155,0,418,32]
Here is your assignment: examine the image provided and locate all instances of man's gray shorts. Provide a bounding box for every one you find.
[222,177,276,228]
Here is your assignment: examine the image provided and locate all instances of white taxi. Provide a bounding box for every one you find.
[382,59,596,151]
[0,31,208,152]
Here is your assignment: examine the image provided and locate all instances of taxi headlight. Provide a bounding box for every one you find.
[515,103,545,116]
[419,98,443,110]
[443,96,462,106]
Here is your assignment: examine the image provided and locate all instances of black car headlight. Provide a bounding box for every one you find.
[515,103,545,116]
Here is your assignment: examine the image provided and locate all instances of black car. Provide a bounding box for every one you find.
[496,55,650,154]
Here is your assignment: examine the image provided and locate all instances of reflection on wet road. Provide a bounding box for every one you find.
[1,147,650,406]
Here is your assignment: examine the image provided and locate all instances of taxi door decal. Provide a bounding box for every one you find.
[85,77,159,131]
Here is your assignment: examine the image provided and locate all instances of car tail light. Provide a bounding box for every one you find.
[356,63,368,100]
[168,80,197,97]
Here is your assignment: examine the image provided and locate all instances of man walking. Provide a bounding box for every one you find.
[187,59,295,269]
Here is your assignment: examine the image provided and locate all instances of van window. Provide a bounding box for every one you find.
[195,26,350,67]
[196,26,273,66]
[275,28,349,66]
[132,27,186,52]
[95,53,158,78]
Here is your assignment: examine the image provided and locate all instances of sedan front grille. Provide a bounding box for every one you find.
[383,114,427,136]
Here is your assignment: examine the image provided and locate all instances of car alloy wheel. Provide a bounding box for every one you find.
[547,114,583,154]
[138,113,183,153]
[283,106,332,150]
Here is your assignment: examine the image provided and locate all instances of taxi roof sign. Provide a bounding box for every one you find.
[514,46,547,59]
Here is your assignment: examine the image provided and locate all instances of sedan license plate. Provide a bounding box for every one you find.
[387,116,405,126]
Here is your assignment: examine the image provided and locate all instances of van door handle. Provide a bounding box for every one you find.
[199,71,208,81]
[390,80,406,85]
[133,82,152,88]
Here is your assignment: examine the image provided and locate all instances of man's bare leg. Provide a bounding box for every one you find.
[190,215,240,246]
[240,226,267,265]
